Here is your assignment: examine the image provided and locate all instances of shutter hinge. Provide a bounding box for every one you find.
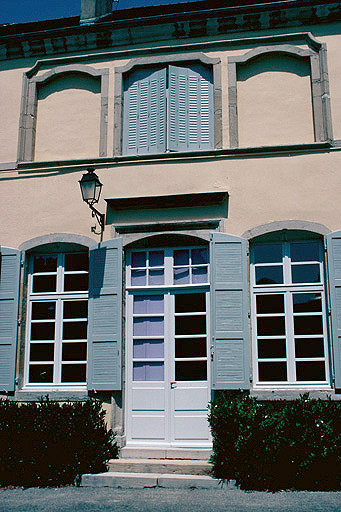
[248,312,251,318]
[17,319,21,326]
[210,344,214,361]
[246,251,250,257]
[328,308,331,316]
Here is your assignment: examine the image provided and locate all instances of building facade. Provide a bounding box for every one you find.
[0,0,341,449]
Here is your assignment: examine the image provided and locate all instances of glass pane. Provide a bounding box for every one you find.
[254,244,282,264]
[175,315,206,335]
[33,255,57,273]
[64,274,89,291]
[31,302,56,320]
[65,253,88,271]
[149,251,164,267]
[63,300,88,319]
[175,361,207,381]
[131,269,146,286]
[295,338,324,358]
[31,322,55,341]
[293,293,322,313]
[175,293,205,313]
[174,249,189,266]
[132,252,146,268]
[257,317,285,336]
[294,315,323,335]
[192,248,208,265]
[61,364,86,382]
[258,339,286,358]
[255,266,283,285]
[258,362,287,381]
[149,269,164,285]
[63,321,87,340]
[175,338,206,358]
[290,242,320,262]
[173,268,190,284]
[133,295,164,314]
[291,264,320,283]
[133,339,164,358]
[133,362,164,381]
[192,266,208,284]
[29,364,53,383]
[62,342,87,361]
[30,343,54,362]
[296,361,325,381]
[33,275,57,293]
[256,295,284,314]
[133,317,164,336]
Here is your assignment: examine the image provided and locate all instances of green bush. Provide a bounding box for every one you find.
[0,397,118,487]
[208,392,341,491]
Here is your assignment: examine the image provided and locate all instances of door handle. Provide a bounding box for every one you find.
[170,381,177,389]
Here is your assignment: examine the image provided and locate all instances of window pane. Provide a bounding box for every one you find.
[175,361,207,381]
[149,269,164,285]
[291,264,320,283]
[258,339,286,358]
[132,252,146,268]
[31,302,56,320]
[63,300,88,319]
[294,315,323,335]
[33,275,57,293]
[30,343,54,362]
[174,267,190,284]
[175,315,206,335]
[61,364,86,382]
[192,266,208,284]
[131,269,146,286]
[64,274,89,291]
[29,364,53,383]
[65,253,88,271]
[149,251,164,267]
[296,361,325,381]
[31,322,55,341]
[293,293,322,313]
[133,339,164,358]
[295,338,324,358]
[174,250,189,266]
[62,342,87,361]
[192,248,208,264]
[257,317,285,336]
[256,295,284,314]
[258,362,287,381]
[63,321,87,340]
[133,362,164,381]
[290,242,320,262]
[175,293,206,313]
[255,266,283,285]
[175,338,206,358]
[133,295,164,314]
[254,244,282,264]
[133,317,164,336]
[33,255,57,273]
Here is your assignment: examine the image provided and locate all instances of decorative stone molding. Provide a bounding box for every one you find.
[242,220,331,240]
[19,233,96,252]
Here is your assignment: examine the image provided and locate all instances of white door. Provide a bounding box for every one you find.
[125,247,211,447]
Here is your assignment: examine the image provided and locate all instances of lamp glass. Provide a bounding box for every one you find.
[79,168,102,205]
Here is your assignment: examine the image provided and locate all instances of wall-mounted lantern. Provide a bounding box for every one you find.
[79,167,105,240]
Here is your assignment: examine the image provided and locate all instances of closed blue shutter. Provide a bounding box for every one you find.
[210,233,249,389]
[0,247,20,392]
[88,238,123,391]
[123,68,166,155]
[326,230,341,389]
[168,64,213,152]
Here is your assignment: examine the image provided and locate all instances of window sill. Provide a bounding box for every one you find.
[15,388,89,401]
[250,387,341,401]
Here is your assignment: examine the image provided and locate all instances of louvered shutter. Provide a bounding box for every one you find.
[168,64,213,152]
[88,238,123,390]
[0,247,20,392]
[326,230,341,388]
[210,233,250,389]
[123,68,166,155]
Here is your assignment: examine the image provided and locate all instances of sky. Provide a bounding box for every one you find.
[0,0,190,24]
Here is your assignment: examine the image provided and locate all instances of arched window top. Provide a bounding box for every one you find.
[125,233,208,250]
[230,44,315,67]
[34,64,105,86]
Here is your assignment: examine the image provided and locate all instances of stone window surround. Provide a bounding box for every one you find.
[18,64,109,162]
[113,52,222,156]
[228,43,333,148]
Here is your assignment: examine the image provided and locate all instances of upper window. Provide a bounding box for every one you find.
[25,252,89,388]
[123,63,214,155]
[251,237,330,387]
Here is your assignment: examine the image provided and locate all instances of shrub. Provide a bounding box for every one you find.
[0,397,118,487]
[208,392,341,491]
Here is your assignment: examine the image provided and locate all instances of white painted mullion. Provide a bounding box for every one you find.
[54,298,63,385]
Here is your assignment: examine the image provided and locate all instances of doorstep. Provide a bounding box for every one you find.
[107,458,212,475]
[119,447,212,460]
[80,472,222,489]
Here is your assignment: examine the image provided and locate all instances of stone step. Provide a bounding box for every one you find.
[119,447,212,460]
[81,472,221,489]
[108,458,212,475]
